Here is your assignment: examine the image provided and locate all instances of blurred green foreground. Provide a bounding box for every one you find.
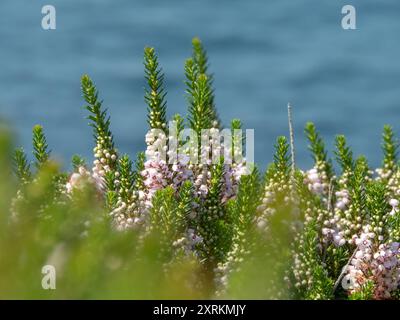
[0,124,289,300]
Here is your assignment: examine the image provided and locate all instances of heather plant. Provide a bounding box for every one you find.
[0,38,400,300]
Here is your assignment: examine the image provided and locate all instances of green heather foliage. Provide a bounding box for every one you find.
[144,47,167,130]
[32,125,50,170]
[1,39,400,300]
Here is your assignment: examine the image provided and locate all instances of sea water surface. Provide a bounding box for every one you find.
[1,0,400,169]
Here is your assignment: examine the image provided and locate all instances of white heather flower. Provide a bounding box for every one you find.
[303,164,329,196]
[389,199,399,207]
[66,166,103,194]
[336,201,346,210]
[345,231,400,299]
[389,198,399,217]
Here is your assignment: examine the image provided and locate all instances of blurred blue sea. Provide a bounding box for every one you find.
[1,0,400,170]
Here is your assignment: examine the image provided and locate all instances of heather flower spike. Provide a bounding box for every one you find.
[144,47,167,130]
[192,37,220,128]
[14,147,31,185]
[81,74,118,194]
[32,124,50,170]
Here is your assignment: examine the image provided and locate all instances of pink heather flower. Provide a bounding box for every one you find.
[344,230,400,299]
[389,199,399,207]
[66,166,103,194]
[304,166,327,196]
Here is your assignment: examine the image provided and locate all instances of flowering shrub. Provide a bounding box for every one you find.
[1,38,400,300]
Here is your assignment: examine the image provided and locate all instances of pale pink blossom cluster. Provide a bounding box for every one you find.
[376,167,392,181]
[141,129,195,206]
[141,159,172,206]
[344,228,400,299]
[389,198,399,216]
[214,240,240,297]
[141,157,246,205]
[66,135,117,196]
[304,167,326,195]
[142,128,247,206]
[141,154,194,207]
[145,129,167,161]
[66,166,103,194]
[109,197,147,231]
[256,190,280,232]
[92,138,118,185]
[223,163,249,202]
[319,189,352,246]
[384,169,400,196]
[322,226,346,246]
[256,170,295,233]
[335,189,350,211]
[200,127,223,166]
[194,168,210,197]
[76,127,247,234]
[172,228,204,254]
